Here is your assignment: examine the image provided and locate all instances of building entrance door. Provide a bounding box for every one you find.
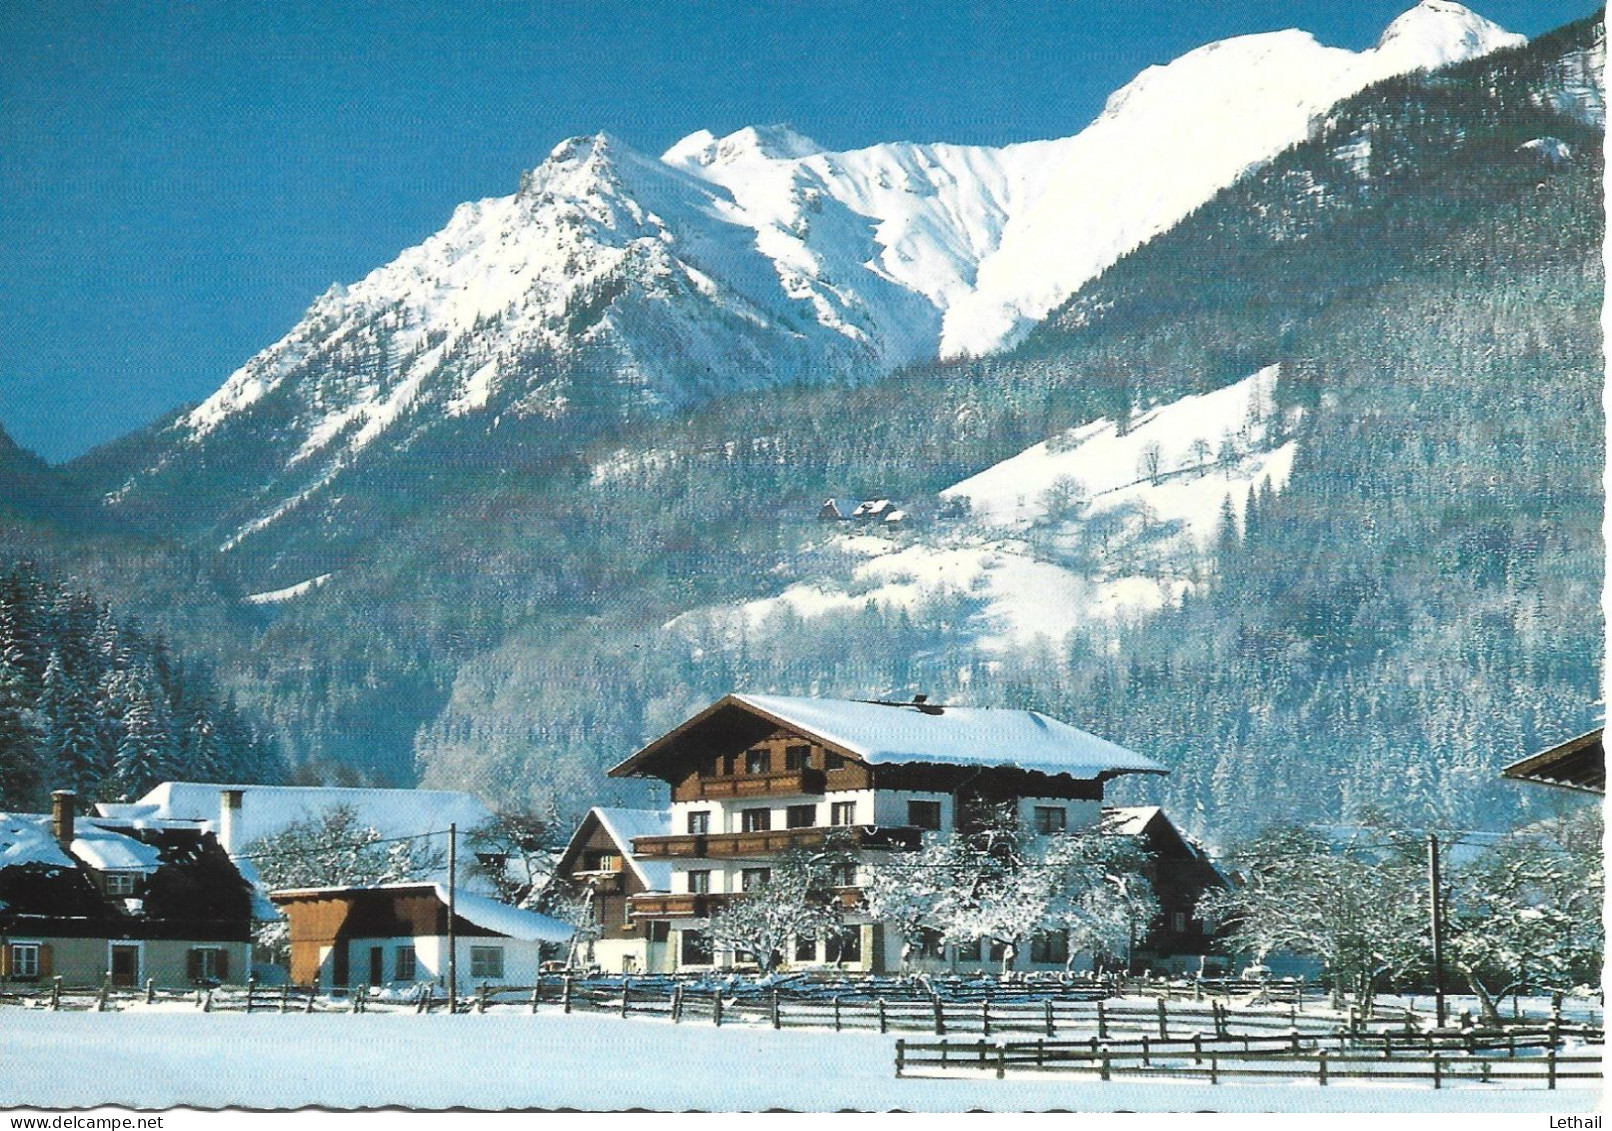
[369,946,384,985]
[110,944,140,987]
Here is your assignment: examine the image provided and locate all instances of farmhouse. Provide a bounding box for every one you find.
[554,807,672,974]
[1099,806,1227,970]
[0,791,254,987]
[606,693,1178,973]
[270,882,572,991]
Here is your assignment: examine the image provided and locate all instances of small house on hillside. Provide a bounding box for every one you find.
[555,807,672,974]
[851,499,893,522]
[270,882,572,991]
[0,791,254,988]
[818,498,860,522]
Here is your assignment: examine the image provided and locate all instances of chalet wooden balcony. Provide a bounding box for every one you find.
[629,888,865,919]
[568,868,624,893]
[631,824,923,859]
[682,768,826,800]
[628,893,737,919]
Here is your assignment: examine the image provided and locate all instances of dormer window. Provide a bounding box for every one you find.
[104,872,138,897]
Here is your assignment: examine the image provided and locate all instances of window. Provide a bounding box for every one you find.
[825,928,861,964]
[907,800,942,831]
[681,929,713,965]
[824,753,845,770]
[686,811,710,835]
[1033,806,1068,835]
[785,745,811,771]
[830,801,856,826]
[1171,912,1188,934]
[104,872,138,897]
[954,939,981,961]
[830,861,857,886]
[786,804,816,829]
[741,867,771,891]
[586,852,621,873]
[741,807,771,833]
[745,749,771,774]
[10,943,39,979]
[187,947,226,984]
[648,921,670,943]
[469,946,504,980]
[794,936,817,962]
[721,753,737,776]
[919,928,945,958]
[394,946,417,981]
[686,870,711,894]
[1030,932,1070,965]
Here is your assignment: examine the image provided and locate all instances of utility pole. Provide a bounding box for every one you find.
[1427,832,1446,1029]
[447,823,458,1013]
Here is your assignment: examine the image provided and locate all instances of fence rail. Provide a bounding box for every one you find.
[894,1035,1604,1090]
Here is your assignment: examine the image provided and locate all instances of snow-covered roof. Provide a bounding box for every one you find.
[71,824,164,874]
[434,885,573,944]
[590,807,673,892]
[270,882,573,943]
[0,813,75,870]
[97,782,496,859]
[634,694,1165,779]
[1100,805,1162,837]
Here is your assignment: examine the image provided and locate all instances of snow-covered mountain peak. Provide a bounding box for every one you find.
[1373,1,1523,69]
[664,124,825,170]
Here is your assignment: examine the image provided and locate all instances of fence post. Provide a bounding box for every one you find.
[50,976,61,1011]
[713,993,723,1027]
[1192,1032,1203,1065]
[1210,1054,1219,1085]
[1290,1026,1300,1053]
[1141,1033,1151,1067]
[1547,1048,1557,1091]
[895,1039,905,1078]
[530,982,541,1015]
[982,997,991,1038]
[833,996,842,1033]
[771,988,781,1030]
[478,982,490,1014]
[1158,998,1168,1039]
[976,1039,986,1070]
[996,1044,1007,1080]
[145,978,155,1005]
[1100,1046,1111,1082]
[940,1039,949,1067]
[933,995,945,1035]
[1097,999,1108,1040]
[671,984,684,1024]
[305,985,316,1013]
[562,974,573,1015]
[1432,1054,1442,1090]
[1318,1049,1328,1087]
[203,987,213,1013]
[1044,999,1054,1037]
[877,998,887,1034]
[281,983,291,1014]
[97,978,109,1013]
[619,978,630,1019]
[1036,1038,1045,1067]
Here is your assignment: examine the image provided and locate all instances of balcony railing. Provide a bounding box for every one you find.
[683,768,826,800]
[631,824,923,859]
[629,888,865,919]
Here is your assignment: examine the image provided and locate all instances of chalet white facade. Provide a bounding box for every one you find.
[607,693,1170,973]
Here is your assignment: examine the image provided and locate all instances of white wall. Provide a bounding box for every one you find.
[320,935,545,992]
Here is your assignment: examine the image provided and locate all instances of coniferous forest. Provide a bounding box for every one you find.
[0,14,1601,842]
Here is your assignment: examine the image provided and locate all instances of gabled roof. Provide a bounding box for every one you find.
[269,882,573,943]
[558,807,672,893]
[96,782,496,851]
[609,693,1168,781]
[0,812,253,938]
[820,497,860,518]
[1501,727,1604,794]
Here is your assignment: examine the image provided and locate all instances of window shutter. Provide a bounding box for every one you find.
[37,945,52,978]
[186,949,201,982]
[216,948,230,982]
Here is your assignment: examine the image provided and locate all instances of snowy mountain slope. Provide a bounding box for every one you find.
[99,2,1522,554]
[671,368,1300,655]
[938,2,1524,356]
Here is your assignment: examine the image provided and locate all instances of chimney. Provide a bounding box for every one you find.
[50,790,76,849]
[218,788,244,855]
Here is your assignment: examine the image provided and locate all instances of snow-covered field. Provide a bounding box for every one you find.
[0,1009,1595,1113]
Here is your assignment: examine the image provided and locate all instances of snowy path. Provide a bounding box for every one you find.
[0,1010,1596,1112]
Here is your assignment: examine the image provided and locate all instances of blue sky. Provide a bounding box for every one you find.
[0,0,1595,461]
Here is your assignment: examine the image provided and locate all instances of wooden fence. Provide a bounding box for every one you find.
[894,1033,1604,1090]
